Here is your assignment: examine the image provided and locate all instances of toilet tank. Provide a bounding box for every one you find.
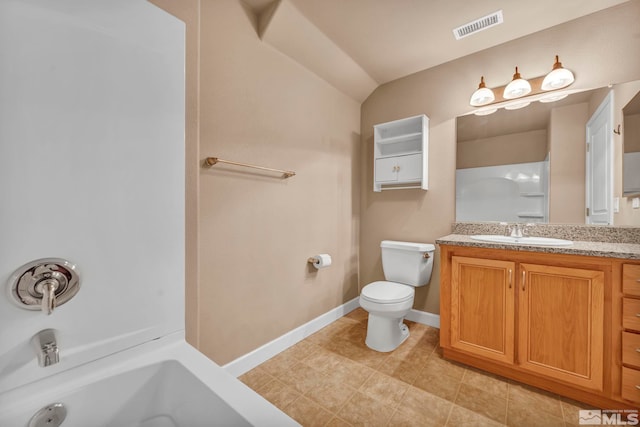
[381,240,435,287]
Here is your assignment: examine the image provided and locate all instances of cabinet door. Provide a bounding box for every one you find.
[396,153,422,182]
[518,264,604,391]
[374,157,398,183]
[450,256,515,364]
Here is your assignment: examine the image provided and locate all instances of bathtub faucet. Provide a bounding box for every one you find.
[32,329,59,367]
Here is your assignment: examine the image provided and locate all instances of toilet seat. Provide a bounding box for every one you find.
[361,281,414,304]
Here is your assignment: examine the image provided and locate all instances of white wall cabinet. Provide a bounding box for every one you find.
[373,114,428,192]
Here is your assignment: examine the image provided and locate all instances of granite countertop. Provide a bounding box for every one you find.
[436,234,640,260]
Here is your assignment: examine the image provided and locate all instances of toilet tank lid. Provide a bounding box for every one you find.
[380,240,435,252]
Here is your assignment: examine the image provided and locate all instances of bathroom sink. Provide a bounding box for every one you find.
[470,235,573,246]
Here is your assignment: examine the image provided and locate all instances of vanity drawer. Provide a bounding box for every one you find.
[624,264,640,297]
[623,332,640,369]
[623,298,640,332]
[622,367,640,404]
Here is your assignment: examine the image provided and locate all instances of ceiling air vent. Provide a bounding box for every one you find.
[453,10,503,40]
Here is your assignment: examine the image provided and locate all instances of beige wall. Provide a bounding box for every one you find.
[361,1,640,315]
[457,129,547,169]
[196,0,361,364]
[548,103,588,223]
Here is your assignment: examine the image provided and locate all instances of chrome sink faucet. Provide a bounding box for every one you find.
[500,222,532,238]
[32,329,59,367]
[510,224,524,238]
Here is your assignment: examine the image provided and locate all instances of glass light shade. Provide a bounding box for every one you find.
[541,55,574,91]
[541,68,574,90]
[469,76,495,106]
[538,92,569,103]
[474,107,498,116]
[503,79,531,99]
[504,100,530,110]
[503,68,531,99]
[503,67,531,99]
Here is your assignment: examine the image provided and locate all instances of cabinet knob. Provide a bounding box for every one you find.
[636,348,640,353]
[636,385,640,391]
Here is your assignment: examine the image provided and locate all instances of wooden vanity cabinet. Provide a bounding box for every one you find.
[621,263,640,405]
[439,244,639,409]
[450,256,515,364]
[518,263,604,391]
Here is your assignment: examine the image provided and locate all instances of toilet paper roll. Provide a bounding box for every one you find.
[312,254,332,269]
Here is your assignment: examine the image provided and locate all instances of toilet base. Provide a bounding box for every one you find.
[364,314,410,352]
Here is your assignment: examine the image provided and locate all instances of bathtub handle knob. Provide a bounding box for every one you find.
[7,258,80,315]
[39,278,58,315]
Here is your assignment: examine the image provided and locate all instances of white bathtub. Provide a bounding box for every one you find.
[0,333,299,427]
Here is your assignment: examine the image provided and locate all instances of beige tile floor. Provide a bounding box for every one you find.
[239,308,596,426]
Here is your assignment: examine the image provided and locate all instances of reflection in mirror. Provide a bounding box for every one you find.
[623,91,640,196]
[456,88,609,224]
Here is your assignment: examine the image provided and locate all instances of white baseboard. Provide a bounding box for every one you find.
[223,299,440,377]
[406,309,440,328]
[223,297,360,377]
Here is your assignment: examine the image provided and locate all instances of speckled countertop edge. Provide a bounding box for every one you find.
[451,222,640,244]
[436,234,640,260]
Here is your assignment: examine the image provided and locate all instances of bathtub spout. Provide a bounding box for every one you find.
[32,329,59,367]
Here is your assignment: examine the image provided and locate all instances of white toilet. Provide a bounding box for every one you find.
[359,240,435,352]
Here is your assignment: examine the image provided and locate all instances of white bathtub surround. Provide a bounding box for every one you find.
[624,152,640,194]
[456,161,549,223]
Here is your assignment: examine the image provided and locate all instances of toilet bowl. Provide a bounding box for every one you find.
[359,241,435,352]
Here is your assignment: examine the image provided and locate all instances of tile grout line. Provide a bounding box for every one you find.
[443,367,468,426]
[505,381,511,426]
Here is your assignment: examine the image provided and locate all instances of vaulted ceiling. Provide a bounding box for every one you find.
[243,0,630,101]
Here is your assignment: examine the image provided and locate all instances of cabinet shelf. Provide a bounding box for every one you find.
[376,150,422,159]
[376,132,422,145]
[517,212,545,218]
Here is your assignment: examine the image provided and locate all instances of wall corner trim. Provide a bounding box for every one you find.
[223,302,440,377]
[406,309,440,328]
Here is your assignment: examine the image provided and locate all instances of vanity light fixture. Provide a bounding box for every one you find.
[541,55,575,91]
[468,55,575,115]
[470,76,495,106]
[503,67,532,99]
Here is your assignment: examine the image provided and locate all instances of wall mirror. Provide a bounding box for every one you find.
[456,83,640,224]
[623,91,640,197]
